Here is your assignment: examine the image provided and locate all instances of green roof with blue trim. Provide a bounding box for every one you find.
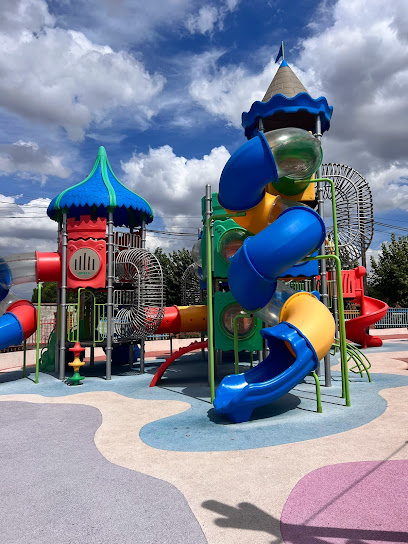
[47,146,153,227]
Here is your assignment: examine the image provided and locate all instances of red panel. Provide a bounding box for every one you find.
[67,215,106,240]
[7,300,37,339]
[67,239,106,289]
[155,306,182,334]
[36,252,61,282]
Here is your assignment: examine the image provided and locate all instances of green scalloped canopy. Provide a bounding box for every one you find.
[47,146,153,228]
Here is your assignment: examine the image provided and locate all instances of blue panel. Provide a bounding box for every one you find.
[242,92,333,140]
[0,258,11,301]
[280,251,319,278]
[213,322,318,423]
[218,133,278,211]
[0,312,24,351]
[228,207,325,310]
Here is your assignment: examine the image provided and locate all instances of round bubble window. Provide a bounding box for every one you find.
[219,229,248,262]
[221,303,255,338]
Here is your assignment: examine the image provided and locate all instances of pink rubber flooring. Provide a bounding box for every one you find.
[281,460,408,543]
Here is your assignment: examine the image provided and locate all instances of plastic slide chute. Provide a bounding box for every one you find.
[345,297,388,348]
[150,340,208,387]
[148,305,207,384]
[155,305,207,334]
[0,252,61,351]
[337,266,388,348]
[213,127,335,422]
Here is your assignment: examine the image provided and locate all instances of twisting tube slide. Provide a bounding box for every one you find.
[0,252,61,351]
[213,129,335,423]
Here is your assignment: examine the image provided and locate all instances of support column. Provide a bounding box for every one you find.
[139,219,146,374]
[205,184,213,387]
[106,211,114,380]
[315,116,331,386]
[55,221,62,374]
[59,213,68,380]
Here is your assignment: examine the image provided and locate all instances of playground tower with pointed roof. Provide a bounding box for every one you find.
[47,146,163,382]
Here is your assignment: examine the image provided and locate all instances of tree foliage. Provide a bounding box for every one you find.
[154,247,193,306]
[31,282,106,304]
[368,234,408,307]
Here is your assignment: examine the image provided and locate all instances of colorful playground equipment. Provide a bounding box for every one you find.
[0,146,165,382]
[339,266,388,348]
[0,50,387,424]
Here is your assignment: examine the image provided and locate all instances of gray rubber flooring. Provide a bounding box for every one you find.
[0,401,207,543]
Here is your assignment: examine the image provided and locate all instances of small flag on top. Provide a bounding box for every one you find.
[275,41,284,63]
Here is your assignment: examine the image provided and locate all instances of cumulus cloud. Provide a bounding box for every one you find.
[121,144,230,249]
[188,50,280,126]
[0,195,56,254]
[0,140,71,185]
[186,1,241,35]
[187,0,408,215]
[0,0,165,141]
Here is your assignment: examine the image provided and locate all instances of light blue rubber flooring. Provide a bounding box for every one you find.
[1,349,407,452]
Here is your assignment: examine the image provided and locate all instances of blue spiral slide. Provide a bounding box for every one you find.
[213,132,335,423]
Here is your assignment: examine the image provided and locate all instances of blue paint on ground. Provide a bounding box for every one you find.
[1,351,407,453]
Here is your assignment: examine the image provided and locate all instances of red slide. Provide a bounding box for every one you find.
[150,340,208,387]
[345,296,388,348]
[329,266,389,348]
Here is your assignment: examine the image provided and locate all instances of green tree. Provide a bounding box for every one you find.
[154,247,193,306]
[32,282,106,304]
[368,234,408,306]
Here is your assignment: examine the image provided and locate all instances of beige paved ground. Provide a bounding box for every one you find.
[0,346,407,543]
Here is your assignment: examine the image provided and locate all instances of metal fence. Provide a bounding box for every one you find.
[25,320,56,349]
[375,308,408,329]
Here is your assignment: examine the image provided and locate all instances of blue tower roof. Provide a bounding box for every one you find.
[47,146,153,228]
[242,60,333,139]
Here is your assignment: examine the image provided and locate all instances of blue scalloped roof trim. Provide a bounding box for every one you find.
[242,92,333,139]
[47,163,153,226]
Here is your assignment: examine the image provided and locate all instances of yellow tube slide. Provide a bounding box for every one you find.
[178,305,207,332]
[280,292,335,360]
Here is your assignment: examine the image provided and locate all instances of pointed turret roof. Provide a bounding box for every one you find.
[241,59,333,139]
[262,60,308,102]
[47,146,153,227]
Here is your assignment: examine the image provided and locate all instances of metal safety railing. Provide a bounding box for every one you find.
[375,308,408,329]
[344,310,360,320]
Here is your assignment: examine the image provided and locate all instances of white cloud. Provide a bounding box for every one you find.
[187,0,408,216]
[186,1,241,35]
[0,140,71,185]
[186,6,220,35]
[0,0,166,141]
[0,195,57,254]
[121,144,230,248]
[189,50,279,126]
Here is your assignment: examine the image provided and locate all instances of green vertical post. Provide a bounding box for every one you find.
[316,177,350,405]
[311,372,322,413]
[295,176,350,406]
[35,282,42,384]
[23,340,27,378]
[206,210,246,403]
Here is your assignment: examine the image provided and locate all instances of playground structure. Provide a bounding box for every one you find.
[150,56,387,422]
[0,54,388,423]
[0,146,165,381]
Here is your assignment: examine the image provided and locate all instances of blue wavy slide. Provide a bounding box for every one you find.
[213,130,335,423]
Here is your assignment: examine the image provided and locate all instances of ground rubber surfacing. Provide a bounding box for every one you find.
[281,460,408,543]
[0,401,207,544]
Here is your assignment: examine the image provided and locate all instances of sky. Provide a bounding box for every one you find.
[1,0,408,299]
